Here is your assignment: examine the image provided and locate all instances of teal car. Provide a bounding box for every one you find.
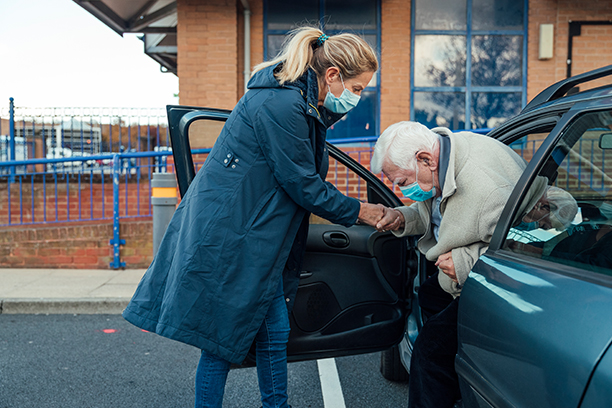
[168,64,612,408]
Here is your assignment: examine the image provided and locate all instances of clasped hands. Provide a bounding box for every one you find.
[358,203,405,233]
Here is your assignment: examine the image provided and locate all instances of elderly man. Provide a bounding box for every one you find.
[371,121,526,408]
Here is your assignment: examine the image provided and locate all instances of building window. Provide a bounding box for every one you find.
[411,0,527,131]
[264,0,380,139]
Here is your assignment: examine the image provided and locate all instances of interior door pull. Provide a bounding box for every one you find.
[323,231,350,248]
[300,271,313,279]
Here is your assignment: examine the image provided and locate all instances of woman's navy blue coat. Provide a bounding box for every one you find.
[122,64,361,364]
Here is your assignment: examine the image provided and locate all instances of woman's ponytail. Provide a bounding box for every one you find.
[252,26,378,85]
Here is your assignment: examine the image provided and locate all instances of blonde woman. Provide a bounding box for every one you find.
[123,26,380,408]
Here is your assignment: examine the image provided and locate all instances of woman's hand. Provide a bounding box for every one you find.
[357,203,385,227]
[375,206,405,232]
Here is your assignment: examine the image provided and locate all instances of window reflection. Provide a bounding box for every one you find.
[472,0,524,31]
[267,35,286,60]
[471,92,522,129]
[472,36,522,87]
[414,0,466,30]
[414,35,466,87]
[414,92,465,130]
[267,0,318,30]
[325,0,377,30]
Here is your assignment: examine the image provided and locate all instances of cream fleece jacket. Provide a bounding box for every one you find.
[392,128,526,297]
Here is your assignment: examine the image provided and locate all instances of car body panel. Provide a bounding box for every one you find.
[580,341,612,408]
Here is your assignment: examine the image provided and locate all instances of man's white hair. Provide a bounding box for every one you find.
[545,186,578,229]
[371,121,439,174]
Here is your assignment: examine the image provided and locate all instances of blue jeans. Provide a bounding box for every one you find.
[195,279,291,408]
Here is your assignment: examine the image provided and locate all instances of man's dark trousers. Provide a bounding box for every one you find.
[408,272,461,408]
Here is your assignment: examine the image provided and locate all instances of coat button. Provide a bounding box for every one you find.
[235,159,239,163]
[328,116,331,120]
[231,164,236,169]
[224,159,228,163]
[227,154,231,158]
[308,109,312,113]
[286,298,290,303]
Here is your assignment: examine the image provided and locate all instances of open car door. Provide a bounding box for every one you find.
[166,105,414,363]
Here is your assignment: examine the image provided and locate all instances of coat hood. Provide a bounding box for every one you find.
[247,63,284,90]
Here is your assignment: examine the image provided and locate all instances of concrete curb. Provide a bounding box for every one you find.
[0,298,130,314]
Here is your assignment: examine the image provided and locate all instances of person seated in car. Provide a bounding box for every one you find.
[371,121,526,408]
[509,181,612,270]
[508,181,578,256]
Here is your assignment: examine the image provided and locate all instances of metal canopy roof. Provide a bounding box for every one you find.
[73,0,178,74]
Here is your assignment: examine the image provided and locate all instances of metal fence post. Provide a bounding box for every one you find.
[9,97,15,183]
[151,172,177,256]
[109,154,125,269]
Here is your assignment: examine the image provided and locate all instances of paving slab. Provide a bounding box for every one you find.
[0,268,146,314]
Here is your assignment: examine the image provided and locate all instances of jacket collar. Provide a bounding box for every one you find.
[431,127,458,200]
[285,65,345,128]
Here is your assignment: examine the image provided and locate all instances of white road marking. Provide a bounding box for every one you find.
[317,358,346,408]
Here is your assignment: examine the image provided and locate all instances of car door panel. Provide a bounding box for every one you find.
[287,225,406,360]
[166,105,411,364]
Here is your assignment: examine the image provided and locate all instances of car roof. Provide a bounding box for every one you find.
[489,64,612,141]
[521,64,612,114]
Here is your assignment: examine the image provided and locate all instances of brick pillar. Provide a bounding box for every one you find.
[380,0,412,132]
[177,0,239,147]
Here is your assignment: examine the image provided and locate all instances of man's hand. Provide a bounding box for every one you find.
[375,206,405,232]
[435,251,457,282]
[357,203,385,227]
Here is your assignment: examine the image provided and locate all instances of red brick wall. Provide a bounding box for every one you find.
[177,0,239,111]
[0,219,153,269]
[380,0,412,132]
[527,0,612,101]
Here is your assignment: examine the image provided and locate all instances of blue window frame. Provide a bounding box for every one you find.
[411,0,528,131]
[263,0,381,139]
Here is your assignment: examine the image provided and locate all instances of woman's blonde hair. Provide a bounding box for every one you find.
[252,26,378,85]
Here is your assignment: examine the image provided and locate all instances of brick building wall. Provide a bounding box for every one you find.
[527,0,612,101]
[380,0,412,131]
[177,0,239,111]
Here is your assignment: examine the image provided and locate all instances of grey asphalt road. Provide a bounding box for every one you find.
[0,315,409,408]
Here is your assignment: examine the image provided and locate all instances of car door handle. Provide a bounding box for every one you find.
[300,271,313,279]
[322,231,350,248]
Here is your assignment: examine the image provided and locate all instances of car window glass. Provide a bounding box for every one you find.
[508,132,548,164]
[310,146,371,225]
[503,109,612,276]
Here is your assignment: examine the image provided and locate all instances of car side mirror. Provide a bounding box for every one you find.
[599,132,612,149]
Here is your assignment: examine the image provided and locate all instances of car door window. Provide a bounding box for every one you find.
[509,132,548,164]
[503,109,612,276]
[310,146,370,225]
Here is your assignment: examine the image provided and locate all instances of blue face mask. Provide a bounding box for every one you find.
[398,164,436,201]
[514,221,539,231]
[323,72,361,114]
